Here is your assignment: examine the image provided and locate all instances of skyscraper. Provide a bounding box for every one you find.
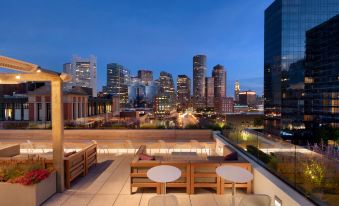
[212,64,226,113]
[193,55,206,109]
[304,15,339,129]
[137,70,153,85]
[159,71,176,109]
[177,75,191,111]
[264,0,339,138]
[205,77,214,108]
[234,80,240,102]
[106,63,130,106]
[63,55,97,97]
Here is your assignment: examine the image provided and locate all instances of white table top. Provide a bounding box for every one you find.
[147,165,181,183]
[216,165,253,183]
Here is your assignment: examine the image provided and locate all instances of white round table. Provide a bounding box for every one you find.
[147,165,181,194]
[216,165,253,206]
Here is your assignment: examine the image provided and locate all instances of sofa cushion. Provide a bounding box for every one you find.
[224,151,238,161]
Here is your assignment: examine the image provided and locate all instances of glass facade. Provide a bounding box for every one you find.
[305,15,339,129]
[106,63,131,106]
[159,71,176,109]
[177,75,191,111]
[264,0,339,138]
[193,55,206,109]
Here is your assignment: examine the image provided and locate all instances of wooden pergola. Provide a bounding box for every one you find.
[0,55,71,192]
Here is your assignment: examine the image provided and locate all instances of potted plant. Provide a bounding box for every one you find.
[0,163,56,206]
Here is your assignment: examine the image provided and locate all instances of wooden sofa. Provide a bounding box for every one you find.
[64,143,97,188]
[190,161,221,194]
[130,145,252,195]
[190,159,252,194]
[130,145,191,194]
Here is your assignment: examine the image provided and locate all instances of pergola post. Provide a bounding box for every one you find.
[51,79,65,192]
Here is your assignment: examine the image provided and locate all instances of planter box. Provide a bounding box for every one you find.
[0,171,56,206]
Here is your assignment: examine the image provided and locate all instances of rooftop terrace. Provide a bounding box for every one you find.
[0,129,324,206]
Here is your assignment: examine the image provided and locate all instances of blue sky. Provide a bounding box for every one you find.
[0,0,273,96]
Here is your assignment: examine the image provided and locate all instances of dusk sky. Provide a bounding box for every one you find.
[1,0,273,95]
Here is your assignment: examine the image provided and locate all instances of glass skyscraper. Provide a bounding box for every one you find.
[106,63,130,106]
[304,14,339,129]
[193,55,206,109]
[264,0,339,138]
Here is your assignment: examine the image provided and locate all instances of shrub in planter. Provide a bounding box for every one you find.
[9,169,50,185]
[0,163,56,206]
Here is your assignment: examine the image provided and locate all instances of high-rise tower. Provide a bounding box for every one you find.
[106,63,130,106]
[63,55,97,97]
[177,75,191,111]
[193,55,206,109]
[212,64,226,113]
[264,0,339,138]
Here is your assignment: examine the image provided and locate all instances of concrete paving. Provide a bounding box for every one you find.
[43,154,243,206]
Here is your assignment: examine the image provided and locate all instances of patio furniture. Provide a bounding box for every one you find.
[239,194,271,206]
[147,165,181,194]
[62,143,97,188]
[190,161,221,194]
[219,163,252,194]
[216,165,254,206]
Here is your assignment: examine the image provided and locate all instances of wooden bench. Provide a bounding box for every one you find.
[159,161,191,194]
[84,143,97,175]
[190,161,221,194]
[64,143,97,189]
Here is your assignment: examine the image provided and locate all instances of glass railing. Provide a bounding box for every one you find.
[222,129,339,206]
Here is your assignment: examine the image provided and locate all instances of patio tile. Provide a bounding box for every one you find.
[87,194,117,206]
[43,191,75,206]
[113,194,142,206]
[61,194,93,206]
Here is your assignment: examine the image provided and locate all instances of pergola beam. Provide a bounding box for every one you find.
[0,73,60,83]
[0,55,70,192]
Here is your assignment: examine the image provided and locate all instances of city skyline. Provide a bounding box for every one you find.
[0,0,273,96]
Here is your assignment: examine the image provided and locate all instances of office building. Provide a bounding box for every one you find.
[193,55,206,109]
[63,55,97,97]
[205,77,214,108]
[177,75,191,111]
[212,64,226,113]
[145,82,158,106]
[221,97,234,113]
[154,95,171,117]
[138,70,153,85]
[128,83,146,108]
[106,63,130,106]
[304,15,339,129]
[159,71,176,109]
[264,0,339,137]
[239,90,257,106]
